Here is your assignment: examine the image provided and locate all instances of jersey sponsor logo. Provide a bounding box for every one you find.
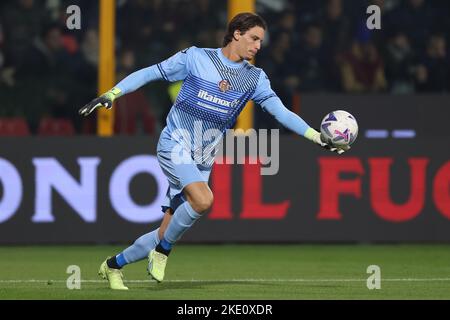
[218,79,231,93]
[197,89,239,108]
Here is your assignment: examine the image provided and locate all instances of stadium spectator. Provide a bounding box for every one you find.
[415,34,449,92]
[256,30,302,132]
[271,9,299,47]
[1,0,50,66]
[340,40,387,93]
[383,31,416,93]
[320,0,352,55]
[114,48,157,135]
[80,29,99,67]
[0,21,4,71]
[293,0,323,29]
[384,0,437,52]
[13,23,68,131]
[119,0,163,46]
[0,21,15,88]
[17,22,93,132]
[18,23,69,76]
[256,31,296,132]
[296,24,329,92]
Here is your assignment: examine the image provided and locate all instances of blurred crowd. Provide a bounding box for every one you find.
[0,0,449,135]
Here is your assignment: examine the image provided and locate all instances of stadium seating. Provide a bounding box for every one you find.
[114,92,156,135]
[0,117,31,136]
[38,117,75,136]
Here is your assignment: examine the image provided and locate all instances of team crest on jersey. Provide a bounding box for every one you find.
[218,79,231,92]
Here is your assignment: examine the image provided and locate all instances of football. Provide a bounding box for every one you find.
[320,110,358,147]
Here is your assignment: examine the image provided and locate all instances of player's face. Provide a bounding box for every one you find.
[236,26,265,60]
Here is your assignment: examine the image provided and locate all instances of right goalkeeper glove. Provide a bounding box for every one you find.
[78,87,122,117]
[304,128,350,155]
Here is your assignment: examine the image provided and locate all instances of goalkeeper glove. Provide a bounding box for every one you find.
[78,87,122,117]
[304,128,350,155]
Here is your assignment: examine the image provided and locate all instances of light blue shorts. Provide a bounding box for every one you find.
[157,128,212,213]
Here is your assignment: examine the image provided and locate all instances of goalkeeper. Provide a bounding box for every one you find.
[79,13,348,290]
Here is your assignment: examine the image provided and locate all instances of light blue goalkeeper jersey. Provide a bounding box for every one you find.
[115,46,312,167]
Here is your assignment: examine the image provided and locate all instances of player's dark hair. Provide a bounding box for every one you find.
[223,12,267,47]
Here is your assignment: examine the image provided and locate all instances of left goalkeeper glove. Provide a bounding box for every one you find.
[304,128,350,155]
[78,87,122,117]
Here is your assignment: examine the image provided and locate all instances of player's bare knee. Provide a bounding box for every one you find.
[191,193,213,214]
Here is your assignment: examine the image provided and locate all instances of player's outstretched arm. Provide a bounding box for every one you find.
[253,71,348,154]
[79,47,192,117]
[79,65,162,117]
[260,96,349,154]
